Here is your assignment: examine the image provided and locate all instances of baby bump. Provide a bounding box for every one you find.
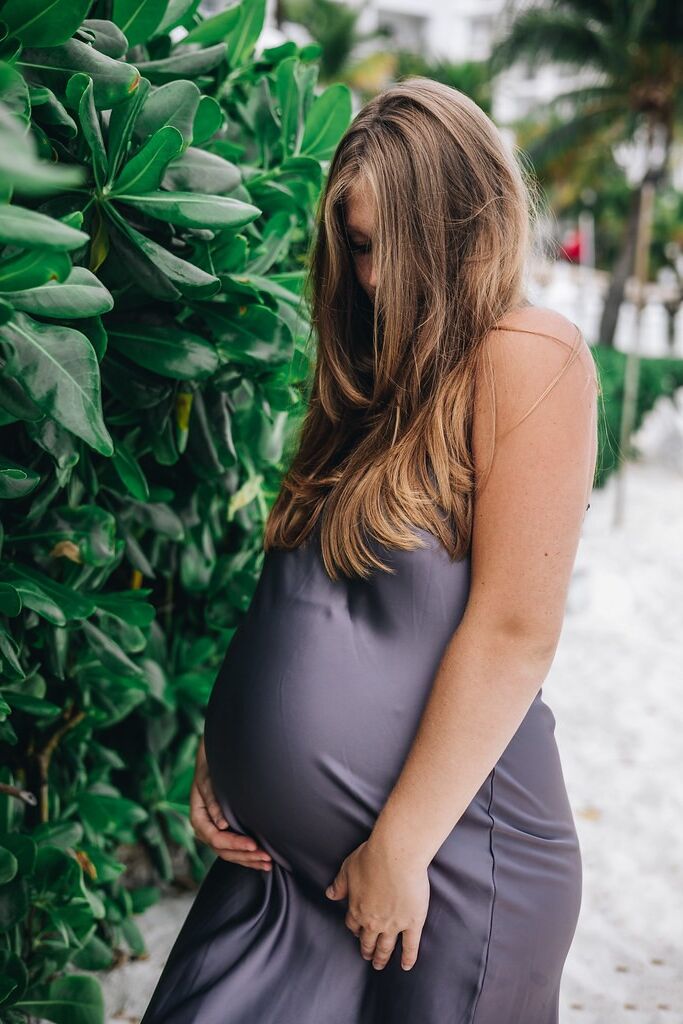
[203,596,454,885]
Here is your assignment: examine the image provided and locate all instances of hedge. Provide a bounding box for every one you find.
[0,1,351,1020]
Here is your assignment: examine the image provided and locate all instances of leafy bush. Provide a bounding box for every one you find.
[591,345,683,485]
[0,1,351,1020]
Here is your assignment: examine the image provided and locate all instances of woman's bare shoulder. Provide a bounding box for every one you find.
[493,302,578,346]
[485,302,597,385]
[474,303,598,450]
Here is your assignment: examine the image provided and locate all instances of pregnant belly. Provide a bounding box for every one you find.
[203,592,454,884]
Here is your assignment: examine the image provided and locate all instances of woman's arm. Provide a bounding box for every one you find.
[324,309,599,971]
[369,309,599,869]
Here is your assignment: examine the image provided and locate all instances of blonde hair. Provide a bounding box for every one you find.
[264,76,598,580]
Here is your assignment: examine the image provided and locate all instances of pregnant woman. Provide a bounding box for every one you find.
[141,76,599,1023]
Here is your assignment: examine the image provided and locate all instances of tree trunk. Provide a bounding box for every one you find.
[598,185,642,348]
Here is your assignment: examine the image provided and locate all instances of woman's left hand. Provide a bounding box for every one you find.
[324,837,430,971]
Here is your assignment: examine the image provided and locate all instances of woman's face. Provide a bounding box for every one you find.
[343,180,377,303]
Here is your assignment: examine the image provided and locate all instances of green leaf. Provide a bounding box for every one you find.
[161,147,241,194]
[30,846,82,899]
[0,627,23,676]
[79,18,129,59]
[114,190,260,229]
[0,247,72,291]
[276,57,305,157]
[67,74,107,190]
[0,102,82,195]
[71,934,115,971]
[0,313,113,456]
[76,792,147,833]
[200,303,293,367]
[15,974,104,1024]
[0,457,40,499]
[0,564,95,624]
[20,39,141,110]
[134,43,227,84]
[107,323,219,380]
[111,441,150,500]
[0,845,17,884]
[94,590,155,627]
[299,82,352,160]
[0,834,36,876]
[0,583,22,616]
[82,619,146,678]
[129,883,160,912]
[112,0,165,47]
[155,0,201,36]
[236,271,304,304]
[29,83,78,135]
[2,692,61,719]
[0,876,28,930]
[122,910,147,955]
[0,206,88,251]
[31,820,83,848]
[225,0,266,68]
[132,500,184,539]
[182,4,241,45]
[192,95,222,144]
[106,76,150,181]
[110,215,220,298]
[133,80,200,147]
[111,125,184,195]
[0,0,92,46]
[0,60,30,123]
[3,267,114,318]
[106,219,182,301]
[0,948,27,1006]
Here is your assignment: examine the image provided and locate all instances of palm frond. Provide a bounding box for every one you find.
[548,0,614,23]
[521,104,628,173]
[490,9,612,76]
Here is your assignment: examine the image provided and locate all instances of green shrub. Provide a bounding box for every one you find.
[592,345,683,485]
[0,1,351,1020]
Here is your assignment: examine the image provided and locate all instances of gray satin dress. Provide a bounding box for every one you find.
[140,520,582,1024]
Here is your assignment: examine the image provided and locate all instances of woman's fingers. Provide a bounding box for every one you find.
[358,929,397,970]
[358,927,379,960]
[200,786,227,829]
[216,848,273,870]
[189,782,272,868]
[400,928,422,971]
[195,740,230,829]
[197,777,229,830]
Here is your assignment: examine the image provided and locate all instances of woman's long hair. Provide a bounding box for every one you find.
[263,76,585,580]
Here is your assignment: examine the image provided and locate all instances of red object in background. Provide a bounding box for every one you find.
[559,228,582,263]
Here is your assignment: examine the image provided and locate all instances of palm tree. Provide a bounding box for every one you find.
[490,0,683,347]
[279,0,390,84]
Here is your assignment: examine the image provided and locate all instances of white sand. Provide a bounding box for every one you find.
[551,456,683,1023]
[103,455,683,1024]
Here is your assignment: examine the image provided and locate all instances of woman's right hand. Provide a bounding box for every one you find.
[190,735,272,871]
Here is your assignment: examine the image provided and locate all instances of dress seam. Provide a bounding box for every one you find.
[467,765,497,1024]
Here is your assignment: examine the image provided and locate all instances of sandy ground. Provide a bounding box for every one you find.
[102,455,683,1024]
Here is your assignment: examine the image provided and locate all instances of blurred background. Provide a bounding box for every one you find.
[0,1,680,1022]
